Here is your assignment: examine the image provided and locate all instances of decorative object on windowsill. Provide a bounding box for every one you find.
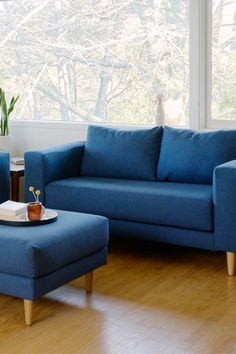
[155,93,165,126]
[27,186,43,221]
[0,88,19,152]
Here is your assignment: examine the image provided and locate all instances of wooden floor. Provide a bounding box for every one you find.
[0,237,236,353]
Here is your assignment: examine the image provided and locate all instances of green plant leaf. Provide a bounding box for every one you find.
[8,95,19,116]
[0,110,3,135]
[1,93,8,136]
[0,91,19,135]
[9,97,15,106]
[0,89,3,108]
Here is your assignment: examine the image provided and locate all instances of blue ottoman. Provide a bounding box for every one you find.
[0,210,108,325]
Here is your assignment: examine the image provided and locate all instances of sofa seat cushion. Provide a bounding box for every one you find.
[81,125,163,181]
[0,210,108,278]
[46,177,213,231]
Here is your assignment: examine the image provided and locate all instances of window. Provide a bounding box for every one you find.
[1,0,235,129]
[0,0,189,126]
[211,0,236,122]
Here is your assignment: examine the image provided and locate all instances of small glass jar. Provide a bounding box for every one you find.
[27,202,43,221]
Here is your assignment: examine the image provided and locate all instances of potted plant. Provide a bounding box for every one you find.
[0,88,19,152]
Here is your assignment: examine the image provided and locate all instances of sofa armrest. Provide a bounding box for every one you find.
[213,159,236,251]
[24,141,85,203]
[0,152,10,203]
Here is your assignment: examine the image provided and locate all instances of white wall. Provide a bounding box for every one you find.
[9,121,88,156]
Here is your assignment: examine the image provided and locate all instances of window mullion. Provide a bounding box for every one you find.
[189,0,208,130]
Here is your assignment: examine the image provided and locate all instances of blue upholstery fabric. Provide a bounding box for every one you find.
[213,159,236,251]
[0,210,108,278]
[81,125,163,181]
[158,126,236,184]
[24,142,85,203]
[0,152,10,203]
[0,248,107,300]
[109,219,214,251]
[46,177,213,231]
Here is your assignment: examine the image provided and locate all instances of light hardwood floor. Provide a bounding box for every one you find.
[0,237,236,353]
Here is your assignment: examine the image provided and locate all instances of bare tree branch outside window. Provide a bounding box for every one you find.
[0,0,189,126]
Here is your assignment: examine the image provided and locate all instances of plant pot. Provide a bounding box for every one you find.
[0,135,11,153]
[27,202,43,221]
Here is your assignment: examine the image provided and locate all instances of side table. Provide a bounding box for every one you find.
[10,162,25,202]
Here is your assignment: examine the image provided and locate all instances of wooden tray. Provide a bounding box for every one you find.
[0,209,58,226]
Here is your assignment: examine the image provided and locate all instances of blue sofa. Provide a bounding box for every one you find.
[25,125,236,276]
[0,151,10,203]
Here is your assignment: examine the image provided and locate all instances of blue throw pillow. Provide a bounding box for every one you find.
[157,126,236,184]
[81,125,163,181]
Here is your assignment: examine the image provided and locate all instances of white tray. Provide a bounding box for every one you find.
[0,209,58,226]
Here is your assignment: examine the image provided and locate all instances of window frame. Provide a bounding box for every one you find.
[189,0,208,130]
[206,0,236,129]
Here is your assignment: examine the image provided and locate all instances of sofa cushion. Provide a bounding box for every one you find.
[157,127,236,184]
[81,125,163,181]
[46,177,213,231]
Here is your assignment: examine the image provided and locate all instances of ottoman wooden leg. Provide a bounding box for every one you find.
[85,271,93,293]
[24,300,33,325]
[227,252,235,276]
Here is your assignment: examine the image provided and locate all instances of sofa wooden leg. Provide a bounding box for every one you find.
[85,271,93,293]
[24,300,33,325]
[227,252,235,276]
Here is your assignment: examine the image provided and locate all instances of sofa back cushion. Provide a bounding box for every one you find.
[157,126,236,184]
[81,125,163,181]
